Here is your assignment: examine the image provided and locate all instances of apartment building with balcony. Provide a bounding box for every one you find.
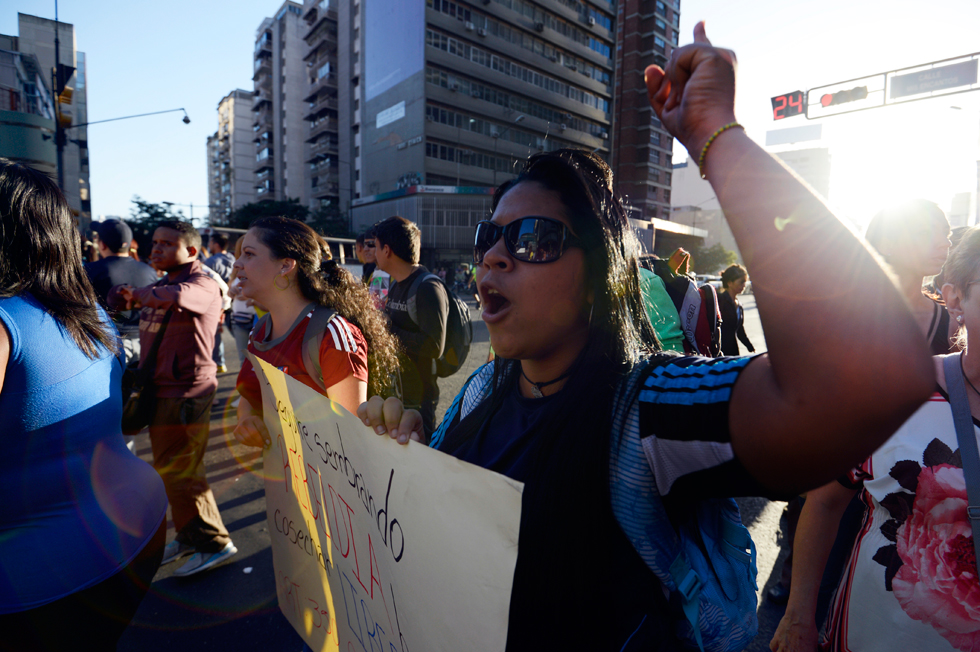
[0,44,56,178]
[252,2,309,206]
[2,14,91,223]
[301,0,340,212]
[610,0,680,222]
[207,89,257,222]
[349,0,616,261]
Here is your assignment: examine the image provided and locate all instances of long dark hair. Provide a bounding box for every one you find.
[0,159,116,358]
[250,217,399,396]
[446,149,664,643]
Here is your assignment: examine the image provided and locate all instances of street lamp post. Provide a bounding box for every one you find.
[65,108,191,131]
[492,114,525,188]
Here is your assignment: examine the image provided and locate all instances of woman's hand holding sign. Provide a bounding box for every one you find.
[357,396,425,445]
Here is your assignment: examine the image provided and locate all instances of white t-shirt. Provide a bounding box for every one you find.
[826,389,980,651]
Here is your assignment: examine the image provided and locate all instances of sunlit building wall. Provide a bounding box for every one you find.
[773,147,831,201]
[252,2,309,206]
[209,89,257,222]
[7,13,90,223]
[350,0,615,261]
[300,0,340,213]
[0,46,56,178]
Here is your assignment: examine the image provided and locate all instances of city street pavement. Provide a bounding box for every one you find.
[119,295,791,652]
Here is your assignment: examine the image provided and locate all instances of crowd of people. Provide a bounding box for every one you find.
[1,21,977,652]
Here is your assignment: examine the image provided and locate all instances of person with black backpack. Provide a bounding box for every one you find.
[373,216,451,436]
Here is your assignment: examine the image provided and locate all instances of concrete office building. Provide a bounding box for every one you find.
[0,45,56,177]
[670,156,736,259]
[610,0,679,222]
[252,2,309,206]
[949,191,974,229]
[672,148,832,262]
[350,0,615,260]
[773,147,831,200]
[301,0,340,212]
[207,89,257,222]
[2,14,90,223]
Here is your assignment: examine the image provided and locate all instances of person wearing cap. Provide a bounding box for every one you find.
[86,219,158,366]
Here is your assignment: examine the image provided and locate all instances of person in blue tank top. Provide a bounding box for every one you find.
[0,159,168,650]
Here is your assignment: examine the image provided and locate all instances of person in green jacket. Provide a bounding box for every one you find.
[638,266,685,353]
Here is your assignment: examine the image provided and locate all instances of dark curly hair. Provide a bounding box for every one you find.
[250,217,399,396]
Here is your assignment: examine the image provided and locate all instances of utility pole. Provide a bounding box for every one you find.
[53,0,64,190]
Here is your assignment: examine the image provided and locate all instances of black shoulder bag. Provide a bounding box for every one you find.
[121,310,174,436]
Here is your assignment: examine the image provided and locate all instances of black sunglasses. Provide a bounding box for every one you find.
[473,216,583,265]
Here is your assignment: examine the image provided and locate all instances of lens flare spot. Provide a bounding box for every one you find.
[304,608,315,635]
[91,441,156,537]
[774,216,793,231]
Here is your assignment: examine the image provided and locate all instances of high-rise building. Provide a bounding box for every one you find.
[772,148,831,200]
[207,89,258,222]
[300,0,340,213]
[610,0,680,223]
[0,44,56,178]
[3,14,91,223]
[252,2,309,206]
[349,0,616,262]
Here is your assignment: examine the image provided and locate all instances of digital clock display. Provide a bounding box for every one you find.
[771,90,805,120]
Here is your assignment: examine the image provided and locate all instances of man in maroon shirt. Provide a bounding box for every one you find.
[109,221,236,576]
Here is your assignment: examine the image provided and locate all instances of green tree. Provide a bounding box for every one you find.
[691,243,738,275]
[226,198,309,229]
[126,196,185,257]
[308,202,353,239]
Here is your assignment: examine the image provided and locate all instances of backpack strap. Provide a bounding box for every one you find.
[301,304,339,392]
[943,353,980,573]
[609,353,707,651]
[404,272,442,325]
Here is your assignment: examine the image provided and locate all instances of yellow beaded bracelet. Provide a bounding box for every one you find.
[698,122,743,179]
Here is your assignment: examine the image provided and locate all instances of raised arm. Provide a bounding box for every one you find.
[645,23,933,493]
[770,482,857,652]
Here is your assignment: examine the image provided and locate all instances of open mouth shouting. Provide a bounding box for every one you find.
[480,285,511,323]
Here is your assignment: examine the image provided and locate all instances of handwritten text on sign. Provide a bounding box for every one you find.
[251,356,523,652]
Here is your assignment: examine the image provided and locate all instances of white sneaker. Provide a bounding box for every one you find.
[161,540,194,565]
[172,541,238,577]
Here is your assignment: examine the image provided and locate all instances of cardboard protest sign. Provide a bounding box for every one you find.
[250,356,524,652]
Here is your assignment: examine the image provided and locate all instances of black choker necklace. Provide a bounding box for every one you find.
[521,365,574,398]
[960,354,980,397]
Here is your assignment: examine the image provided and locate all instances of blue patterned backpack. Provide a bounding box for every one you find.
[434,357,759,651]
[609,357,759,652]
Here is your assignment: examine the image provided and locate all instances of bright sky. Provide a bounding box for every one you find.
[3,1,980,229]
[676,0,980,231]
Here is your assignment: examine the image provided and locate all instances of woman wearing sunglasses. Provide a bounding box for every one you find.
[359,24,934,650]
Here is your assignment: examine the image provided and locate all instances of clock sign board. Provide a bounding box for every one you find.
[771,90,805,121]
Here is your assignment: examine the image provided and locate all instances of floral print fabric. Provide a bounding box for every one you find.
[826,391,980,652]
